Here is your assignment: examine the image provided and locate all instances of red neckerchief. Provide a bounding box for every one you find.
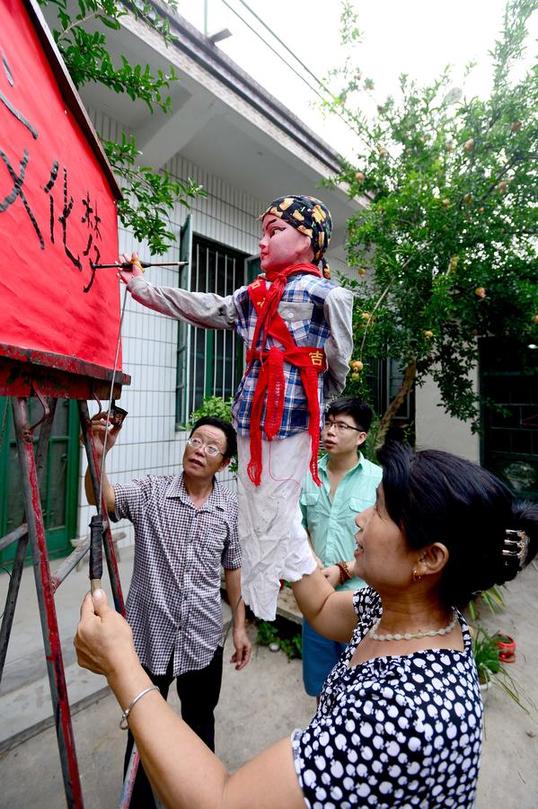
[250,263,322,355]
[246,263,326,487]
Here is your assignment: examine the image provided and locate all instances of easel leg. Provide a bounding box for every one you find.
[118,745,139,809]
[12,396,84,808]
[0,395,56,681]
[79,400,135,806]
[119,745,165,809]
[0,527,29,681]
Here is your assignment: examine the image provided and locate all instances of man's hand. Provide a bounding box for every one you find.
[230,626,252,671]
[75,589,138,678]
[89,411,122,458]
[83,413,119,510]
[118,252,144,285]
[321,565,340,588]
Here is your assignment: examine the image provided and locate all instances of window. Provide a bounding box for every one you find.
[363,358,414,422]
[175,233,250,426]
[480,338,537,501]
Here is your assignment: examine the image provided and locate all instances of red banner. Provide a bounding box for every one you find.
[0,0,122,375]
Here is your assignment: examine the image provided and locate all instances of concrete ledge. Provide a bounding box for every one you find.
[0,599,233,752]
[274,587,302,625]
[221,577,302,624]
[0,659,108,749]
[0,684,111,754]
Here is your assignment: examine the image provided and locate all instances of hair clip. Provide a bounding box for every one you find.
[502,529,530,570]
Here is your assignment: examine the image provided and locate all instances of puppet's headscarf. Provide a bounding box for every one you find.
[260,195,333,273]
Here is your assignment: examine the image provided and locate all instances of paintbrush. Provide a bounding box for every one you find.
[90,261,189,269]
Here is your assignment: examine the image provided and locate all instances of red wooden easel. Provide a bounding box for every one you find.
[0,347,130,807]
[0,0,131,803]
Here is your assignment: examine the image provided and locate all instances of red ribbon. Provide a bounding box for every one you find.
[246,266,326,487]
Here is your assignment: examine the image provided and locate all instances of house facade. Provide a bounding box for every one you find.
[61,9,361,551]
[1,6,534,565]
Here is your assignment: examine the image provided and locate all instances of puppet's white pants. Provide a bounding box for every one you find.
[237,432,316,620]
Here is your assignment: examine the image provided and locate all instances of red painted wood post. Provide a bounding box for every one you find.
[12,396,84,808]
[78,399,126,616]
[78,400,135,807]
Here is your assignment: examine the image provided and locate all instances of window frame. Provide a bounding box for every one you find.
[175,230,251,428]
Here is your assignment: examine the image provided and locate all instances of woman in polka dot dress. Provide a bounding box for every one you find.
[76,442,537,809]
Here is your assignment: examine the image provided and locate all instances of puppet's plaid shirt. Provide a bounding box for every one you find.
[231,273,353,437]
[112,473,240,676]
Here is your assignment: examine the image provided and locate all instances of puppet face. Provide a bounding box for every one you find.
[259,215,313,272]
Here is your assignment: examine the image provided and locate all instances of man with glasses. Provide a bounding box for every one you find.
[299,397,381,701]
[85,414,251,808]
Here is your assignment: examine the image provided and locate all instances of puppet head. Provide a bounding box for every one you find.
[259,195,332,270]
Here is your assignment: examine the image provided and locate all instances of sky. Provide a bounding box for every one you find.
[179,0,537,159]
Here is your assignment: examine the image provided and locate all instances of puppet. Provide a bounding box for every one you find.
[121,195,353,618]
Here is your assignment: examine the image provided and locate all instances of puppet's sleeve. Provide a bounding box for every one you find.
[127,276,237,329]
[323,286,354,398]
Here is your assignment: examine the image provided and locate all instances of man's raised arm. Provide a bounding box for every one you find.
[84,413,119,515]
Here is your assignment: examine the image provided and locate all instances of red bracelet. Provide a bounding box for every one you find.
[336,561,352,586]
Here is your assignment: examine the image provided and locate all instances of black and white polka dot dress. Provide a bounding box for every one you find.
[292,587,483,808]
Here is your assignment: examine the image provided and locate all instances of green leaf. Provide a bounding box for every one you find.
[328,0,537,438]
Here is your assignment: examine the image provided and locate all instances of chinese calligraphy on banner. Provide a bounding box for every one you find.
[0,0,122,374]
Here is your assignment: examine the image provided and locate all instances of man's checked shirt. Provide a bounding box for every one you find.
[129,272,353,437]
[112,473,240,676]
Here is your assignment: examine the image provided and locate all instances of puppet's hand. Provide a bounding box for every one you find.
[119,252,144,284]
[75,590,138,678]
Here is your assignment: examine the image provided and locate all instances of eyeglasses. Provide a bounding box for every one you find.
[187,436,224,457]
[323,419,364,433]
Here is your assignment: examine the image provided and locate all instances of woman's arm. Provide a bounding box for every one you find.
[75,591,304,809]
[291,567,357,643]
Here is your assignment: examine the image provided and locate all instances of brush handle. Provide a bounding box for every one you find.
[89,514,103,586]
[91,261,188,269]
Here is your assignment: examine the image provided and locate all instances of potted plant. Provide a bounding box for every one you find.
[493,632,516,663]
[471,626,525,710]
[187,395,237,474]
[467,584,506,622]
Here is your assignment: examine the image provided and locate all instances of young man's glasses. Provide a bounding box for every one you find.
[187,436,224,457]
[323,419,364,433]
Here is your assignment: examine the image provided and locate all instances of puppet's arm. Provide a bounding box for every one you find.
[127,276,237,330]
[323,286,354,398]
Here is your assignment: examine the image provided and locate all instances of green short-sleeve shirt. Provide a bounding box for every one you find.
[300,453,382,591]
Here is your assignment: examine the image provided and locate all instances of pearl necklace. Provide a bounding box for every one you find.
[369,609,458,642]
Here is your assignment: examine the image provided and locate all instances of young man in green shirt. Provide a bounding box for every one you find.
[299,397,382,698]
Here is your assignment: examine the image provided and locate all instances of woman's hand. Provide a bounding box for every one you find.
[292,567,357,644]
[75,589,138,679]
[118,252,144,284]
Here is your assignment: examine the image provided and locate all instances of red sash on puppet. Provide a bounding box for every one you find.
[246,263,326,487]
